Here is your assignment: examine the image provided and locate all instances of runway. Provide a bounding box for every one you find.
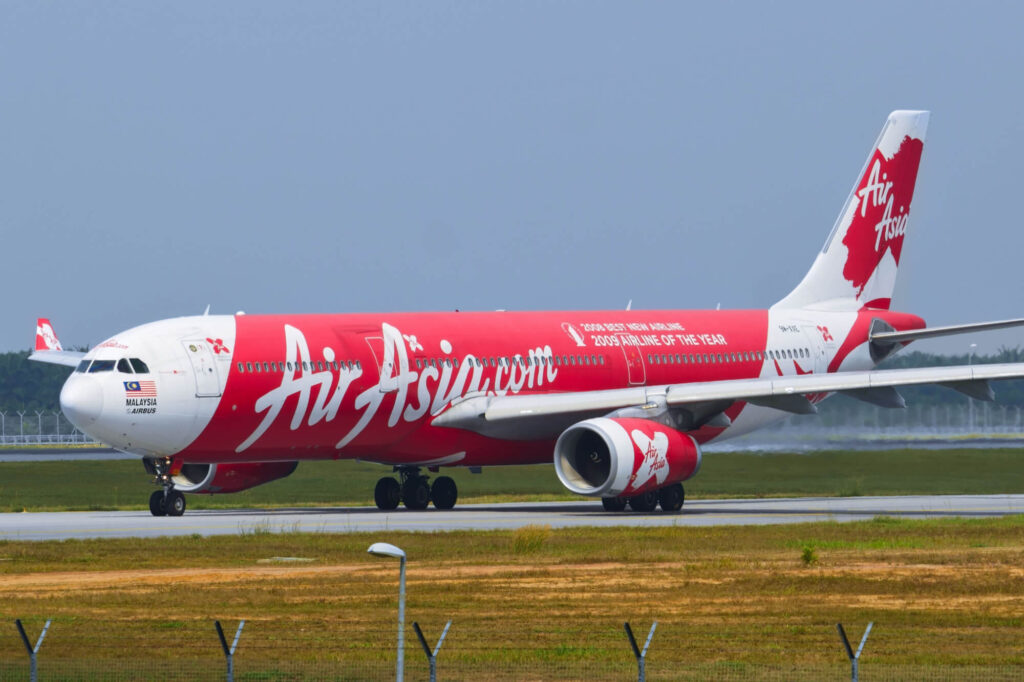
[2,494,1022,541]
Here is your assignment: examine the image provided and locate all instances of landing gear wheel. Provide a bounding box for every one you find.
[627,491,658,512]
[149,490,167,517]
[658,483,685,512]
[430,476,458,510]
[165,490,186,517]
[402,478,431,510]
[374,477,401,510]
[601,496,628,512]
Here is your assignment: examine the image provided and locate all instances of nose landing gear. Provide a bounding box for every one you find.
[373,466,459,511]
[145,456,187,517]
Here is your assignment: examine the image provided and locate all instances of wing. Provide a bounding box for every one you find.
[433,362,1024,439]
[27,318,84,368]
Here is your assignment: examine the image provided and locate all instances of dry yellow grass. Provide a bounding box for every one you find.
[1,517,1023,678]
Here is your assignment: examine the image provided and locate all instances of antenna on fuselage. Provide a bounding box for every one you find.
[203,304,211,316]
[626,300,632,311]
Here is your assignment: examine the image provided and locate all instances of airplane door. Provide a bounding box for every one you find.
[617,334,646,385]
[181,339,222,397]
[364,335,397,393]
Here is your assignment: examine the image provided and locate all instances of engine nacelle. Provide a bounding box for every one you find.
[170,461,299,494]
[554,418,701,497]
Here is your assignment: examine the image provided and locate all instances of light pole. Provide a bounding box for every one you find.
[368,542,407,682]
[968,343,977,432]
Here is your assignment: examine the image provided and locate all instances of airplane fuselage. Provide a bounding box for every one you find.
[60,307,925,467]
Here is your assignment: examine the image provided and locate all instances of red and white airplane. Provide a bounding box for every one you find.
[30,110,1024,516]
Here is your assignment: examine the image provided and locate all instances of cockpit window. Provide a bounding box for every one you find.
[129,358,150,373]
[75,359,91,373]
[117,359,134,374]
[88,360,116,373]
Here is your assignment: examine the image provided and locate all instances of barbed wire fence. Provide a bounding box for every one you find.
[3,617,1022,681]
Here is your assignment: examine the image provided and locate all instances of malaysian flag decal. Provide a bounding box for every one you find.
[124,380,157,397]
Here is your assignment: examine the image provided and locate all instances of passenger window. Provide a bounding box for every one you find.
[88,360,115,373]
[117,358,133,373]
[129,358,149,373]
[238,362,244,372]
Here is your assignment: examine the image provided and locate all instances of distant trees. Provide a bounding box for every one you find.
[0,351,75,412]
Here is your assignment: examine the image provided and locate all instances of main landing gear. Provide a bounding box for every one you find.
[601,482,685,513]
[374,466,458,511]
[146,456,186,517]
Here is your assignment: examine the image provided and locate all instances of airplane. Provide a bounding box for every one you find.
[29,110,1024,517]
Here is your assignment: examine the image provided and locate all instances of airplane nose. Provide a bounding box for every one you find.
[61,376,104,428]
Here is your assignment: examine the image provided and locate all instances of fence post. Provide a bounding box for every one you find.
[15,619,51,682]
[624,621,657,682]
[214,620,245,682]
[837,622,872,682]
[53,411,60,443]
[18,411,25,441]
[1,411,6,440]
[412,620,451,682]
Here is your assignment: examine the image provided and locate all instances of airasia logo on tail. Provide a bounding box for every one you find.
[841,135,923,296]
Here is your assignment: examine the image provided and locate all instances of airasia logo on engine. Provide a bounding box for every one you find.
[628,429,670,490]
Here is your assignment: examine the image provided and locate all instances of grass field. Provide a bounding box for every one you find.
[1,518,1023,679]
[2,448,1024,512]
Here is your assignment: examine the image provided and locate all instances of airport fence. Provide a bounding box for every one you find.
[3,619,1023,681]
[6,401,1024,451]
[0,411,94,446]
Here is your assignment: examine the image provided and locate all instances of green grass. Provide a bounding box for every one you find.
[2,448,1024,512]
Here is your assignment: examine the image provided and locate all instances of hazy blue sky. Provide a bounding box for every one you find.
[3,1,1023,354]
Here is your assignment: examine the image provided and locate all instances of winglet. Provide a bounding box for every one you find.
[35,318,64,352]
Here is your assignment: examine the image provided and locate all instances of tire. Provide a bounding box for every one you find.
[149,490,167,517]
[165,490,186,517]
[627,491,658,512]
[430,476,458,510]
[374,477,401,510]
[658,483,685,512]
[402,478,431,510]
[601,496,627,512]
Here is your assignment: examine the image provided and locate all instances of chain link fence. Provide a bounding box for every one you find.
[4,401,1024,451]
[0,411,94,445]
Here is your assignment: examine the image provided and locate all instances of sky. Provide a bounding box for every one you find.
[3,1,1024,355]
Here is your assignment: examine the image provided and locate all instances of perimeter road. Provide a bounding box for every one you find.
[1,494,1022,541]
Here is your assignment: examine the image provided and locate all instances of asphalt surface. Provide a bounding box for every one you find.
[1,494,1022,541]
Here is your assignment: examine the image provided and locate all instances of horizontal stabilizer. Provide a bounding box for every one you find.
[870,317,1024,344]
[28,318,83,367]
[28,350,84,368]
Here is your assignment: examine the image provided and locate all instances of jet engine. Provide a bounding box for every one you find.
[170,461,299,494]
[554,418,701,497]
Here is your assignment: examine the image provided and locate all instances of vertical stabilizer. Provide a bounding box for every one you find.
[774,110,929,311]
